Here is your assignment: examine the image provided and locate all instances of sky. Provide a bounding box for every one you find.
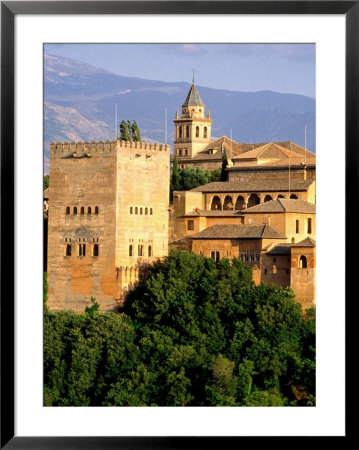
[45,43,315,98]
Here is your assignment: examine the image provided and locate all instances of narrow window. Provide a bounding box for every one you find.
[150,208,153,215]
[140,207,143,215]
[66,206,70,214]
[186,126,189,138]
[135,207,138,215]
[273,258,276,263]
[245,254,249,262]
[179,126,182,138]
[256,254,260,262]
[93,244,99,257]
[129,245,133,256]
[299,255,307,269]
[210,251,220,262]
[80,207,85,214]
[178,149,182,156]
[264,269,267,275]
[73,206,77,214]
[65,244,72,257]
[145,207,148,215]
[88,206,92,214]
[148,245,152,257]
[204,127,208,138]
[187,220,194,231]
[196,126,199,138]
[296,220,299,234]
[184,149,188,156]
[138,245,143,257]
[250,254,255,262]
[130,207,133,214]
[78,244,86,257]
[308,218,312,234]
[95,206,99,214]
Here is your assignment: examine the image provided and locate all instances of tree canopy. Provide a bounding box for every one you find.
[44,250,315,406]
[170,165,221,192]
[119,120,141,142]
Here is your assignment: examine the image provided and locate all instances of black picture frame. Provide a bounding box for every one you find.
[1,1,354,447]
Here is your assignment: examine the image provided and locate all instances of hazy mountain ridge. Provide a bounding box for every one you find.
[44,54,315,166]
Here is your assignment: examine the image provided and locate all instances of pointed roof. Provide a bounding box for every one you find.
[291,237,316,247]
[190,224,286,240]
[243,198,316,214]
[182,84,204,107]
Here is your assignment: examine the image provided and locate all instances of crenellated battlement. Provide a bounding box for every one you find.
[50,140,170,157]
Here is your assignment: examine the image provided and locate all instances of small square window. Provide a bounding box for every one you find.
[187,220,194,231]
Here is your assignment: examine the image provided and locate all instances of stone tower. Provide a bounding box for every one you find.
[173,83,213,165]
[47,140,170,313]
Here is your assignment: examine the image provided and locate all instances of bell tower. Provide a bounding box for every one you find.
[173,82,213,166]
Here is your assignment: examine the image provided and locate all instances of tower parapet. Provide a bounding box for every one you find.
[50,140,170,157]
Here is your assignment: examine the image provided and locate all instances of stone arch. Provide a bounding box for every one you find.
[210,195,222,210]
[247,194,260,208]
[223,195,234,210]
[290,194,298,199]
[264,195,273,203]
[277,195,285,199]
[234,196,245,210]
[299,255,307,269]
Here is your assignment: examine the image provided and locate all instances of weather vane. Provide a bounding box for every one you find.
[192,67,196,84]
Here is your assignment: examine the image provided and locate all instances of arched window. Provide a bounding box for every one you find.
[150,208,153,215]
[247,194,260,208]
[66,206,70,214]
[138,245,143,257]
[277,195,285,199]
[299,255,307,269]
[290,194,298,199]
[88,206,92,214]
[148,245,152,257]
[203,127,208,138]
[186,126,190,138]
[223,195,234,210]
[80,207,85,214]
[95,206,99,214]
[73,206,77,214]
[264,195,272,203]
[140,207,143,215]
[129,245,133,257]
[130,207,133,214]
[211,196,222,210]
[78,244,86,257]
[135,207,138,215]
[196,126,199,137]
[235,196,245,210]
[65,244,72,256]
[145,207,148,215]
[93,244,99,257]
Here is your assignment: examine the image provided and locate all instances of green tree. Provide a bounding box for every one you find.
[171,154,181,191]
[43,174,49,191]
[220,149,228,181]
[131,120,141,142]
[119,120,131,141]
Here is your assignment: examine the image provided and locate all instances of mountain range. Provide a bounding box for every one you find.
[44,53,315,170]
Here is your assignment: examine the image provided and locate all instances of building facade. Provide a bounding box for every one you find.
[47,139,170,312]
